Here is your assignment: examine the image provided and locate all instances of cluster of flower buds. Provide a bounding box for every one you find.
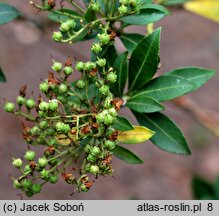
[5,49,124,196]
[118,0,141,14]
[52,19,77,42]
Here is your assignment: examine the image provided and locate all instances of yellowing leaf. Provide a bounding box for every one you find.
[118,126,155,144]
[184,0,219,23]
[55,134,71,146]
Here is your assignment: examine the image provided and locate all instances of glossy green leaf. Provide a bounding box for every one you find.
[139,0,153,4]
[164,67,216,91]
[120,5,169,25]
[127,96,164,113]
[112,145,144,164]
[129,28,161,91]
[0,3,20,25]
[192,176,214,200]
[113,116,134,131]
[111,52,128,97]
[133,112,191,155]
[0,67,6,83]
[85,6,96,22]
[103,45,118,69]
[69,26,90,42]
[214,176,219,199]
[118,126,155,144]
[138,75,195,102]
[48,9,83,22]
[120,33,144,53]
[162,0,189,6]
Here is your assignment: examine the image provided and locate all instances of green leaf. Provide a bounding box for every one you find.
[113,116,134,131]
[139,0,152,4]
[133,112,191,155]
[85,6,96,22]
[48,9,83,22]
[164,67,216,92]
[136,75,195,102]
[71,26,90,42]
[162,0,189,6]
[120,5,169,25]
[129,28,161,91]
[112,145,144,164]
[0,3,20,25]
[127,96,164,113]
[111,52,128,97]
[104,45,118,69]
[0,67,6,82]
[214,176,219,199]
[118,126,155,144]
[120,33,144,53]
[192,176,214,200]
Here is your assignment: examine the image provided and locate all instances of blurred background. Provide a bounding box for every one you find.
[0,0,219,199]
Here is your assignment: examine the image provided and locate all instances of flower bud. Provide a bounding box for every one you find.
[60,19,76,32]
[107,72,117,83]
[98,33,110,45]
[87,154,96,163]
[76,61,84,71]
[63,66,73,75]
[39,82,49,93]
[39,120,48,129]
[76,79,86,89]
[96,112,104,123]
[108,107,117,117]
[21,179,32,189]
[39,101,49,111]
[4,102,15,113]
[49,100,59,111]
[59,83,68,93]
[40,169,50,180]
[99,85,109,95]
[84,144,91,153]
[16,96,26,106]
[12,158,22,168]
[26,99,35,110]
[104,140,117,150]
[90,165,99,175]
[80,183,89,192]
[91,146,101,156]
[96,58,106,67]
[32,183,42,193]
[91,2,101,12]
[38,157,48,167]
[52,61,62,72]
[52,31,63,42]
[84,62,96,71]
[103,114,115,125]
[49,175,59,184]
[24,150,36,161]
[91,43,102,54]
[118,5,128,14]
[55,122,70,133]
